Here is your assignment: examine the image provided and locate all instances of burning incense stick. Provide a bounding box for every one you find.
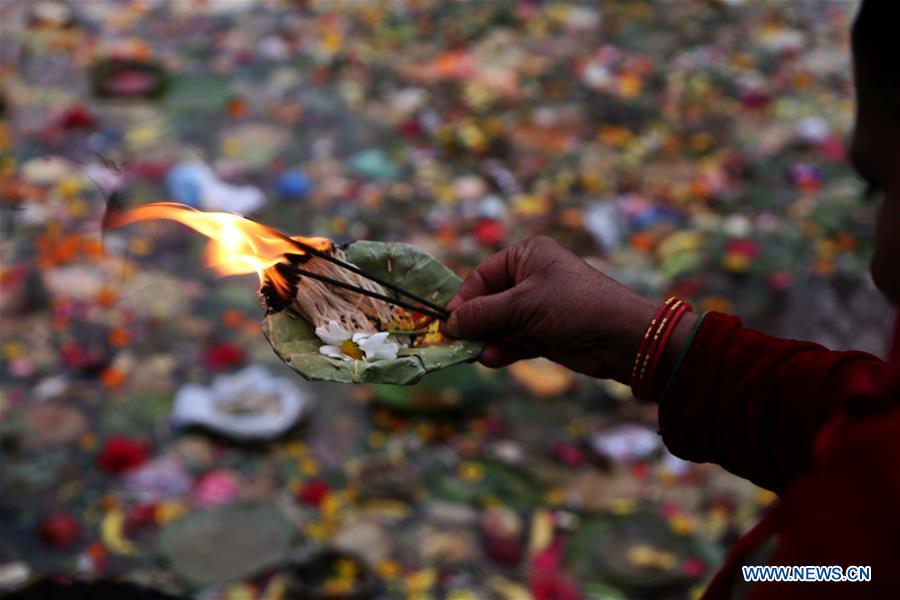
[105,202,449,332]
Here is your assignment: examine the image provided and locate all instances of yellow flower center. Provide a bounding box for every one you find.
[341,339,364,360]
[627,544,677,570]
[458,462,485,483]
[335,558,358,579]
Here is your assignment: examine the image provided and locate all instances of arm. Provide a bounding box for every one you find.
[657,312,885,492]
[442,236,888,493]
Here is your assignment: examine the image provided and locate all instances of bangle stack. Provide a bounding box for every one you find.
[630,296,693,401]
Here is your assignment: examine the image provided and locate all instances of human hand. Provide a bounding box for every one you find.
[441,236,693,382]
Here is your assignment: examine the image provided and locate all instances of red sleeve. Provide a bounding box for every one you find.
[657,312,887,493]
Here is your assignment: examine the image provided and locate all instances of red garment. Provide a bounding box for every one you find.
[659,311,900,598]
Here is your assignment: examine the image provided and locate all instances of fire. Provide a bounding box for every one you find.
[106,202,332,295]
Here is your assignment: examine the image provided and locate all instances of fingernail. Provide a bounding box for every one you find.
[444,313,460,338]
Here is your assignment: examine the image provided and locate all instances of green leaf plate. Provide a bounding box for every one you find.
[157,501,295,589]
[428,460,543,511]
[566,510,722,594]
[262,241,483,385]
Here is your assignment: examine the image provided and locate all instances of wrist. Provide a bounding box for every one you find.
[612,297,699,393]
[636,305,699,399]
[593,294,659,383]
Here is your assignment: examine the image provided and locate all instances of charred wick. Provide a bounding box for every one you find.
[260,262,300,314]
[262,252,327,314]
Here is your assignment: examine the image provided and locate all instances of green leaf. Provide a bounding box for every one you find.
[566,510,722,593]
[429,460,542,511]
[164,74,228,111]
[262,241,483,385]
[157,501,295,589]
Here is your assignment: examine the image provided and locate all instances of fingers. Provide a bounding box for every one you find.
[443,246,518,335]
[442,236,556,338]
[479,340,538,368]
[443,286,521,340]
[451,246,517,305]
[449,235,561,310]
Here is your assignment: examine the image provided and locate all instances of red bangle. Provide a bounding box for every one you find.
[636,299,683,394]
[630,298,674,397]
[640,301,691,399]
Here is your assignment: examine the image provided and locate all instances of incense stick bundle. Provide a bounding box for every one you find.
[260,246,399,333]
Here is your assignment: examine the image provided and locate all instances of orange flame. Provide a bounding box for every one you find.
[106,202,332,295]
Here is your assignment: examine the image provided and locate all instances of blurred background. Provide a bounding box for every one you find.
[0,0,893,598]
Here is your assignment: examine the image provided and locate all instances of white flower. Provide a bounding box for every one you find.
[315,320,400,361]
[590,424,661,463]
[355,331,400,361]
[315,321,355,360]
[316,320,353,347]
[795,116,830,143]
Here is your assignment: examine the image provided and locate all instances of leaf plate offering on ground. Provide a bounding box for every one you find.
[566,510,722,594]
[157,501,294,589]
[263,241,483,385]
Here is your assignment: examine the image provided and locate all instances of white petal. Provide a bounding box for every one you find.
[351,332,371,344]
[357,332,399,361]
[315,320,351,346]
[318,345,346,360]
[366,342,399,361]
[360,331,389,346]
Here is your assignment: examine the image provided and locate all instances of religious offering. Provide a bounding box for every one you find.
[108,202,482,384]
[169,365,312,441]
[3,2,880,597]
[566,510,720,596]
[285,549,377,600]
[157,502,294,588]
[90,57,168,99]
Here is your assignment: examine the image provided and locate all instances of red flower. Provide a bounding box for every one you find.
[767,270,793,292]
[818,136,845,162]
[132,160,171,182]
[725,237,760,259]
[529,541,582,600]
[37,513,81,548]
[631,460,651,480]
[739,90,770,110]
[480,415,504,435]
[551,441,586,467]
[85,541,108,574]
[58,105,98,130]
[485,534,525,567]
[296,478,329,507]
[474,219,507,247]
[126,503,158,533]
[203,342,245,372]
[481,508,524,567]
[682,557,707,578]
[398,118,422,139]
[96,436,148,475]
[193,470,239,506]
[660,501,682,519]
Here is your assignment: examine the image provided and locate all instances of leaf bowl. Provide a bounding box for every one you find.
[262,241,483,385]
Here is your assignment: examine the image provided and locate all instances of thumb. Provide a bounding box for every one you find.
[445,288,521,340]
